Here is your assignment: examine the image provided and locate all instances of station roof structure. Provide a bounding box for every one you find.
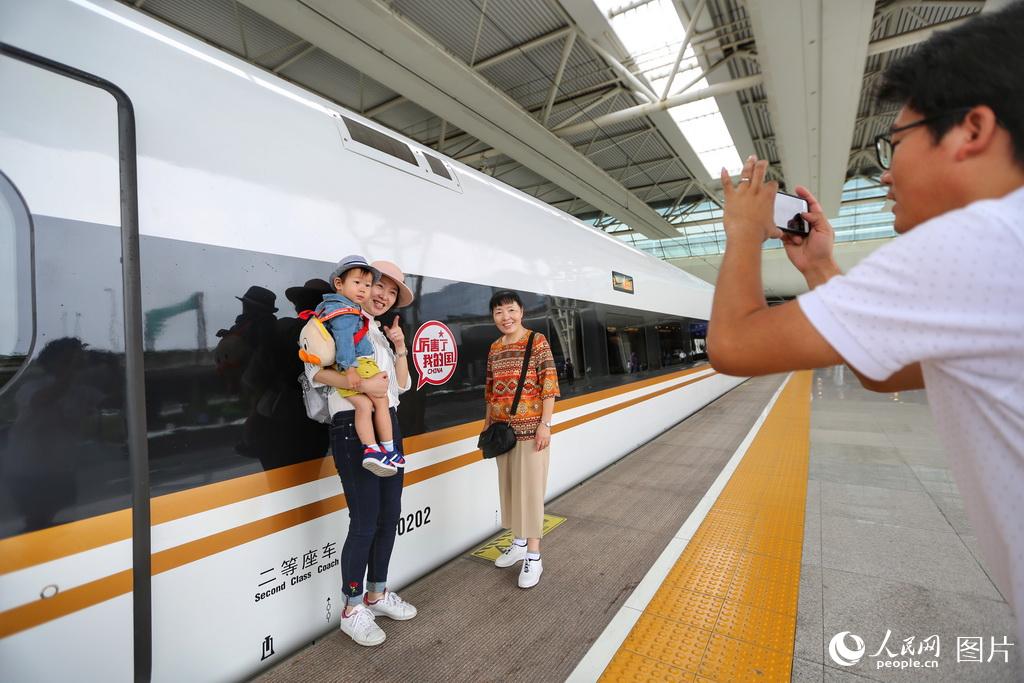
[123,0,1003,297]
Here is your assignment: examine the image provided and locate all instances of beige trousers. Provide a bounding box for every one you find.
[495,440,550,539]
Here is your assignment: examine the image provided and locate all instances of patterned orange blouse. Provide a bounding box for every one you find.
[485,331,561,440]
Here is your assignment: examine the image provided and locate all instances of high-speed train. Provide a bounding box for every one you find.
[0,1,743,680]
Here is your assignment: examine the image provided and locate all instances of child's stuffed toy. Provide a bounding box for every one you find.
[297,316,336,368]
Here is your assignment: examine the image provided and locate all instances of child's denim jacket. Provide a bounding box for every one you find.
[315,294,373,370]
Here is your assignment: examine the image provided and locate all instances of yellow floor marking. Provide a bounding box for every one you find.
[467,514,567,562]
[600,372,812,682]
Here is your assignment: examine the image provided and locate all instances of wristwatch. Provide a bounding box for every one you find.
[542,420,552,428]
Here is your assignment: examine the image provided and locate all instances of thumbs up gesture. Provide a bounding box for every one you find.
[386,315,406,352]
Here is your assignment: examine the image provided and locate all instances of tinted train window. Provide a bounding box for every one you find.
[0,172,33,390]
[342,116,417,166]
[689,320,708,360]
[656,321,690,367]
[546,301,585,395]
[423,153,452,179]
[122,244,711,506]
[605,314,647,375]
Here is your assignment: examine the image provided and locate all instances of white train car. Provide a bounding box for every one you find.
[0,1,743,680]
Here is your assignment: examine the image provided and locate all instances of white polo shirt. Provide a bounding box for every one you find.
[799,186,1024,639]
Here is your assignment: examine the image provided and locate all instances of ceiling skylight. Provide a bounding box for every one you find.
[595,0,743,176]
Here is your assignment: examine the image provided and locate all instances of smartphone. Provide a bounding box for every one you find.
[774,191,809,235]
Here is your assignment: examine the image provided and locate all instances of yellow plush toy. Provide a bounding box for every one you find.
[297,316,336,368]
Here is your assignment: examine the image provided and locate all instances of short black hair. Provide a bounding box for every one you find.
[338,267,373,283]
[489,289,523,312]
[876,1,1024,167]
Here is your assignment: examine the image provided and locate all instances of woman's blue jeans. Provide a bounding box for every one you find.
[331,407,403,606]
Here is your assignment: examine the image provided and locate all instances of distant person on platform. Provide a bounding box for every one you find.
[707,4,1024,642]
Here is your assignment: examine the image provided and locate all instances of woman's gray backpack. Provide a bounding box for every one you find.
[298,372,332,424]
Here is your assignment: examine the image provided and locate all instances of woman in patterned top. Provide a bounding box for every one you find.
[484,290,560,588]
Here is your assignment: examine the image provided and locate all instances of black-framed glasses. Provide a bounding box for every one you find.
[874,108,970,170]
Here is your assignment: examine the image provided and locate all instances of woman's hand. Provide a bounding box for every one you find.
[781,185,840,288]
[361,372,390,399]
[386,315,406,353]
[534,423,551,452]
[720,155,782,246]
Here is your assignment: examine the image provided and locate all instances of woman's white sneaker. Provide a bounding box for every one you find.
[494,542,528,568]
[338,604,386,646]
[365,590,417,621]
[518,557,543,588]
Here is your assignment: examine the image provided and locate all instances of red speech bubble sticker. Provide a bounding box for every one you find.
[411,321,459,390]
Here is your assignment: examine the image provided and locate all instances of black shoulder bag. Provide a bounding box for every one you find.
[478,332,535,459]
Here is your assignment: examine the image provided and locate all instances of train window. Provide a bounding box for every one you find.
[546,300,585,393]
[0,171,33,390]
[422,153,452,179]
[341,116,417,166]
[605,315,647,375]
[689,320,708,360]
[656,321,690,367]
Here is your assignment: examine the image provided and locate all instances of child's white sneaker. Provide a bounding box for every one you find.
[362,448,397,477]
[365,590,417,620]
[338,604,386,646]
[494,542,527,568]
[518,556,543,588]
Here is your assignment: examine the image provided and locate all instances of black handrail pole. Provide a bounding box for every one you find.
[0,42,151,683]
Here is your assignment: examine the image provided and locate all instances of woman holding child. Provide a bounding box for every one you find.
[305,255,417,646]
[484,290,560,589]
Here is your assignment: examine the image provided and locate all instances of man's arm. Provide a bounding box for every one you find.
[780,185,925,393]
[851,363,924,392]
[707,157,843,376]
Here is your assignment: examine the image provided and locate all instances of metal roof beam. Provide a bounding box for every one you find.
[553,74,763,137]
[745,0,874,216]
[238,0,682,239]
[361,26,576,119]
[660,0,707,100]
[865,17,970,56]
[541,32,577,125]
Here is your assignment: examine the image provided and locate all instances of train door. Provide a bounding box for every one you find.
[0,45,149,681]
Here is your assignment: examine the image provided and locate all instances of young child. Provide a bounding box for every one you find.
[316,255,400,477]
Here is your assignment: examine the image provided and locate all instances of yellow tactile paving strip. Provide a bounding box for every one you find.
[600,372,811,683]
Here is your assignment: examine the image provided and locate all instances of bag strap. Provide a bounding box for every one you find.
[509,332,536,418]
[317,307,371,345]
[317,306,361,322]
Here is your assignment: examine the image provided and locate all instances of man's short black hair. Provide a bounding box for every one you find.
[876,1,1024,167]
[489,290,523,312]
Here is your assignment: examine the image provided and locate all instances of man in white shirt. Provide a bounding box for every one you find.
[707,3,1024,644]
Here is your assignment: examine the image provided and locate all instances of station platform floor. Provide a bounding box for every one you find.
[255,369,1021,682]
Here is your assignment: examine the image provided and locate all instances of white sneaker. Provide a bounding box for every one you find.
[366,590,417,621]
[518,557,543,588]
[338,604,386,646]
[494,542,528,568]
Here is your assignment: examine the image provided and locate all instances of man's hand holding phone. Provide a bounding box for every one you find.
[781,186,841,289]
